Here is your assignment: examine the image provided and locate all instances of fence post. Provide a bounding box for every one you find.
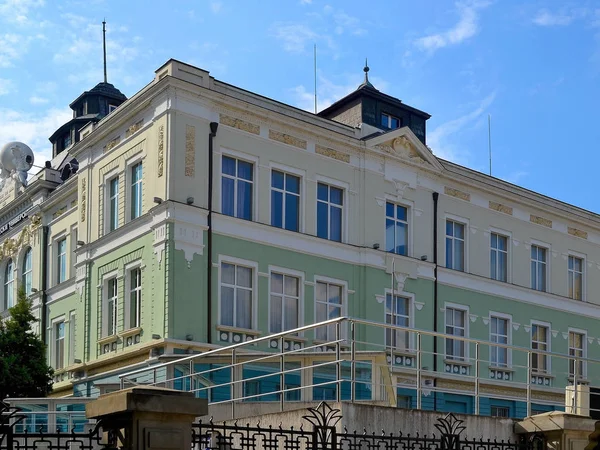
[189,360,194,392]
[573,354,579,414]
[475,342,480,415]
[527,351,532,418]
[416,333,422,410]
[350,321,356,403]
[336,322,342,403]
[231,348,237,420]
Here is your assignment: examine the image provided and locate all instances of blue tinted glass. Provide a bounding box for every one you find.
[286,174,300,194]
[330,206,342,242]
[396,205,407,221]
[391,117,400,129]
[446,220,453,236]
[386,202,394,218]
[271,191,283,228]
[238,160,253,181]
[381,114,388,127]
[317,183,328,201]
[221,178,235,216]
[237,181,252,219]
[446,237,453,267]
[222,156,236,176]
[272,170,284,189]
[385,219,394,252]
[285,193,299,232]
[132,163,142,182]
[317,202,328,238]
[396,223,407,255]
[330,187,343,205]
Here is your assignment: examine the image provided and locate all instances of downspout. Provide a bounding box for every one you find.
[432,192,439,411]
[40,225,49,345]
[207,122,219,344]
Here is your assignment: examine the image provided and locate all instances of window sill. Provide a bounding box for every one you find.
[118,327,142,339]
[216,325,261,336]
[98,334,119,346]
[488,365,514,372]
[567,377,589,384]
[531,371,554,379]
[444,358,471,367]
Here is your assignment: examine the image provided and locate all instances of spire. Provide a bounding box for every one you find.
[102,19,107,83]
[358,58,375,90]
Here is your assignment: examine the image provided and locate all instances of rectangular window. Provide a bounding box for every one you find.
[317,183,343,242]
[385,202,408,256]
[315,281,343,341]
[568,256,583,300]
[57,238,67,284]
[108,177,119,232]
[445,307,466,360]
[271,170,300,232]
[270,272,299,333]
[569,331,585,377]
[222,155,253,220]
[130,162,143,220]
[69,312,76,365]
[531,245,547,291]
[490,406,510,418]
[220,262,253,329]
[531,324,549,373]
[128,268,142,329]
[106,278,118,336]
[446,220,465,271]
[490,233,508,282]
[55,321,65,370]
[490,316,509,367]
[385,294,410,351]
[381,113,400,129]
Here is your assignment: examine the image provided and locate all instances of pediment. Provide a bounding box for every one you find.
[366,127,443,171]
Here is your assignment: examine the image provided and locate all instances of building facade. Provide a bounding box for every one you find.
[1,60,599,418]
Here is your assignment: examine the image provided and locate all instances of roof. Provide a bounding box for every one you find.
[69,82,127,109]
[48,115,100,143]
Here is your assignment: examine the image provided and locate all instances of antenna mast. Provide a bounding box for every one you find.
[488,114,492,176]
[314,43,317,114]
[102,19,108,83]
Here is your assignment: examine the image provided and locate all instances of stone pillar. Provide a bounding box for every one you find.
[515,412,597,450]
[86,386,207,450]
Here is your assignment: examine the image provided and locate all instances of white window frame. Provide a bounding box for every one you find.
[381,112,401,129]
[489,228,510,283]
[530,239,550,293]
[314,175,349,243]
[489,311,512,368]
[267,265,305,334]
[384,196,413,257]
[444,302,469,361]
[220,148,258,221]
[383,288,415,352]
[3,258,14,310]
[269,162,305,233]
[21,247,33,297]
[104,169,120,233]
[68,311,76,366]
[102,271,119,337]
[124,261,143,330]
[530,320,551,374]
[125,153,144,223]
[50,315,66,370]
[444,214,469,272]
[56,236,68,285]
[314,275,348,341]
[217,255,259,331]
[568,327,587,379]
[567,251,586,302]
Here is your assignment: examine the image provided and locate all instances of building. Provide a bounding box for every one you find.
[1,59,598,419]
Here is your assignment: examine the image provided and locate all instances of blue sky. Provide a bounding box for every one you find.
[0,0,599,211]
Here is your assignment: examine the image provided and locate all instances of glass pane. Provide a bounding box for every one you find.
[329,285,341,304]
[498,252,507,281]
[446,220,453,236]
[221,178,235,216]
[286,174,300,194]
[455,223,464,239]
[270,295,282,333]
[237,180,253,219]
[284,297,298,330]
[271,273,283,294]
[222,156,236,176]
[381,114,388,127]
[396,297,408,316]
[221,263,235,284]
[271,190,283,228]
[237,266,252,288]
[454,240,464,271]
[285,193,299,232]
[491,233,497,248]
[531,246,537,260]
[237,289,252,329]
[316,302,326,323]
[328,305,340,320]
[386,219,395,252]
[391,117,400,129]
[490,251,497,279]
[396,223,407,255]
[317,202,328,238]
[539,248,546,262]
[237,160,253,181]
[386,202,394,218]
[316,282,327,302]
[446,237,453,268]
[330,206,342,242]
[271,170,284,189]
[284,276,298,296]
[330,187,343,205]
[385,294,392,313]
[396,205,407,221]
[317,183,328,201]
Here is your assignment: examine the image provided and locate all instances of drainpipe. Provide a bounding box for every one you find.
[432,192,439,411]
[207,122,219,344]
[40,225,49,345]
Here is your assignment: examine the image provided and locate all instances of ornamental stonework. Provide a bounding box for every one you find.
[315,145,350,163]
[185,124,195,177]
[568,226,588,239]
[104,136,121,152]
[269,129,307,149]
[125,120,143,138]
[220,114,260,135]
[530,214,552,228]
[80,177,87,222]
[489,201,513,215]
[444,186,470,202]
[157,125,164,177]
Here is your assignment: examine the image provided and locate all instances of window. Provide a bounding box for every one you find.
[271,170,300,232]
[4,259,13,310]
[22,248,32,296]
[381,113,400,129]
[531,324,549,373]
[568,256,583,300]
[445,307,466,360]
[57,238,67,284]
[385,294,411,350]
[317,183,343,242]
[270,272,299,333]
[569,331,585,378]
[128,268,141,329]
[55,322,65,369]
[490,316,509,367]
[385,202,408,256]
[222,155,253,220]
[106,278,118,336]
[220,262,253,329]
[108,177,119,231]
[530,245,547,292]
[446,220,465,271]
[108,104,118,113]
[130,162,143,219]
[315,281,343,341]
[490,406,510,418]
[490,233,508,282]
[62,134,72,149]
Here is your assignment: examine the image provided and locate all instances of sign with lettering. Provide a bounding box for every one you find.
[0,210,29,236]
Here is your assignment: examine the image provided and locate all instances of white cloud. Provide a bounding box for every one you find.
[271,23,319,53]
[210,1,222,14]
[415,1,490,53]
[532,8,585,27]
[29,96,49,105]
[300,0,312,4]
[0,34,23,68]
[0,0,45,23]
[0,79,15,96]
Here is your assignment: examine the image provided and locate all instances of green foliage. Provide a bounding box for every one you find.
[0,287,53,400]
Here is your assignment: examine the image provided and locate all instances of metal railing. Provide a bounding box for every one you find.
[119,317,598,418]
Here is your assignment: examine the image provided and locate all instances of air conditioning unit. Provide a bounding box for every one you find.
[565,384,590,416]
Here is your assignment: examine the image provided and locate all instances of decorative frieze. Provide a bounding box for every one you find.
[80,178,87,222]
[185,124,195,177]
[125,120,143,138]
[315,145,350,163]
[488,201,513,215]
[530,214,552,228]
[269,129,307,149]
[444,186,470,202]
[104,136,121,152]
[52,206,67,220]
[220,113,260,135]
[157,125,164,177]
[568,226,588,239]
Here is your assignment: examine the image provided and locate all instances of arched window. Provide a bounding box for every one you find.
[4,259,14,309]
[22,248,32,296]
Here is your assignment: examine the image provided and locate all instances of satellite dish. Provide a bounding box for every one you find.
[0,141,34,188]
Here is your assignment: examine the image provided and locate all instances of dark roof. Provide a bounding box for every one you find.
[69,82,127,108]
[48,115,100,143]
